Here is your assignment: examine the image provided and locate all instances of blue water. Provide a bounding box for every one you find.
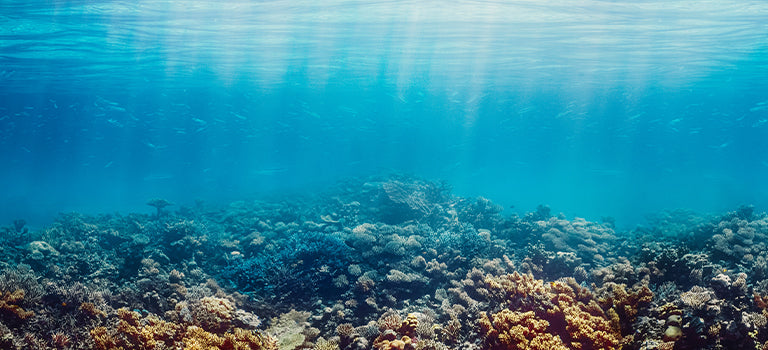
[2,0,768,228]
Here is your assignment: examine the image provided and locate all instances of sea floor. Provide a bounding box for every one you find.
[0,175,765,350]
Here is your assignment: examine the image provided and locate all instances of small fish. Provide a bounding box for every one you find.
[104,161,113,168]
[143,174,174,181]
[107,119,123,127]
[627,112,644,121]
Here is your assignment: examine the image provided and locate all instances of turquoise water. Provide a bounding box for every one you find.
[2,0,768,227]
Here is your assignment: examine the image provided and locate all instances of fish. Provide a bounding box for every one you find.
[143,174,174,181]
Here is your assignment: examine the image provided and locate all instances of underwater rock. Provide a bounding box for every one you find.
[666,314,682,327]
[663,325,683,341]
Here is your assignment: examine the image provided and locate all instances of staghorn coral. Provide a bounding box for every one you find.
[313,337,340,350]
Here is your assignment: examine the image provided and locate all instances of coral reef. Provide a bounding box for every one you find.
[0,176,767,349]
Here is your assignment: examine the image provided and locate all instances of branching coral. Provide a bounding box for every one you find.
[90,308,277,350]
[0,289,34,321]
[371,312,428,350]
[479,310,568,350]
[478,272,623,350]
[193,296,236,332]
[596,282,653,334]
[313,337,340,350]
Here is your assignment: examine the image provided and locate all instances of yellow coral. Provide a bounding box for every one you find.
[596,282,653,334]
[484,272,547,301]
[313,338,340,350]
[480,310,568,350]
[195,296,236,332]
[373,334,415,350]
[399,313,419,337]
[479,273,622,350]
[91,308,277,350]
[80,302,107,319]
[0,289,34,320]
[90,326,120,350]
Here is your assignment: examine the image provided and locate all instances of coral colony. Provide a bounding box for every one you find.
[1,175,768,349]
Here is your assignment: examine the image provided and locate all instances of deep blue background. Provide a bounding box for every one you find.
[2,0,768,228]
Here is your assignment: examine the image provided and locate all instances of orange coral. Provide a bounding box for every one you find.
[755,293,768,309]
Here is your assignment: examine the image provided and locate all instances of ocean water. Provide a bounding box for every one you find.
[5,2,768,349]
[2,0,768,228]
